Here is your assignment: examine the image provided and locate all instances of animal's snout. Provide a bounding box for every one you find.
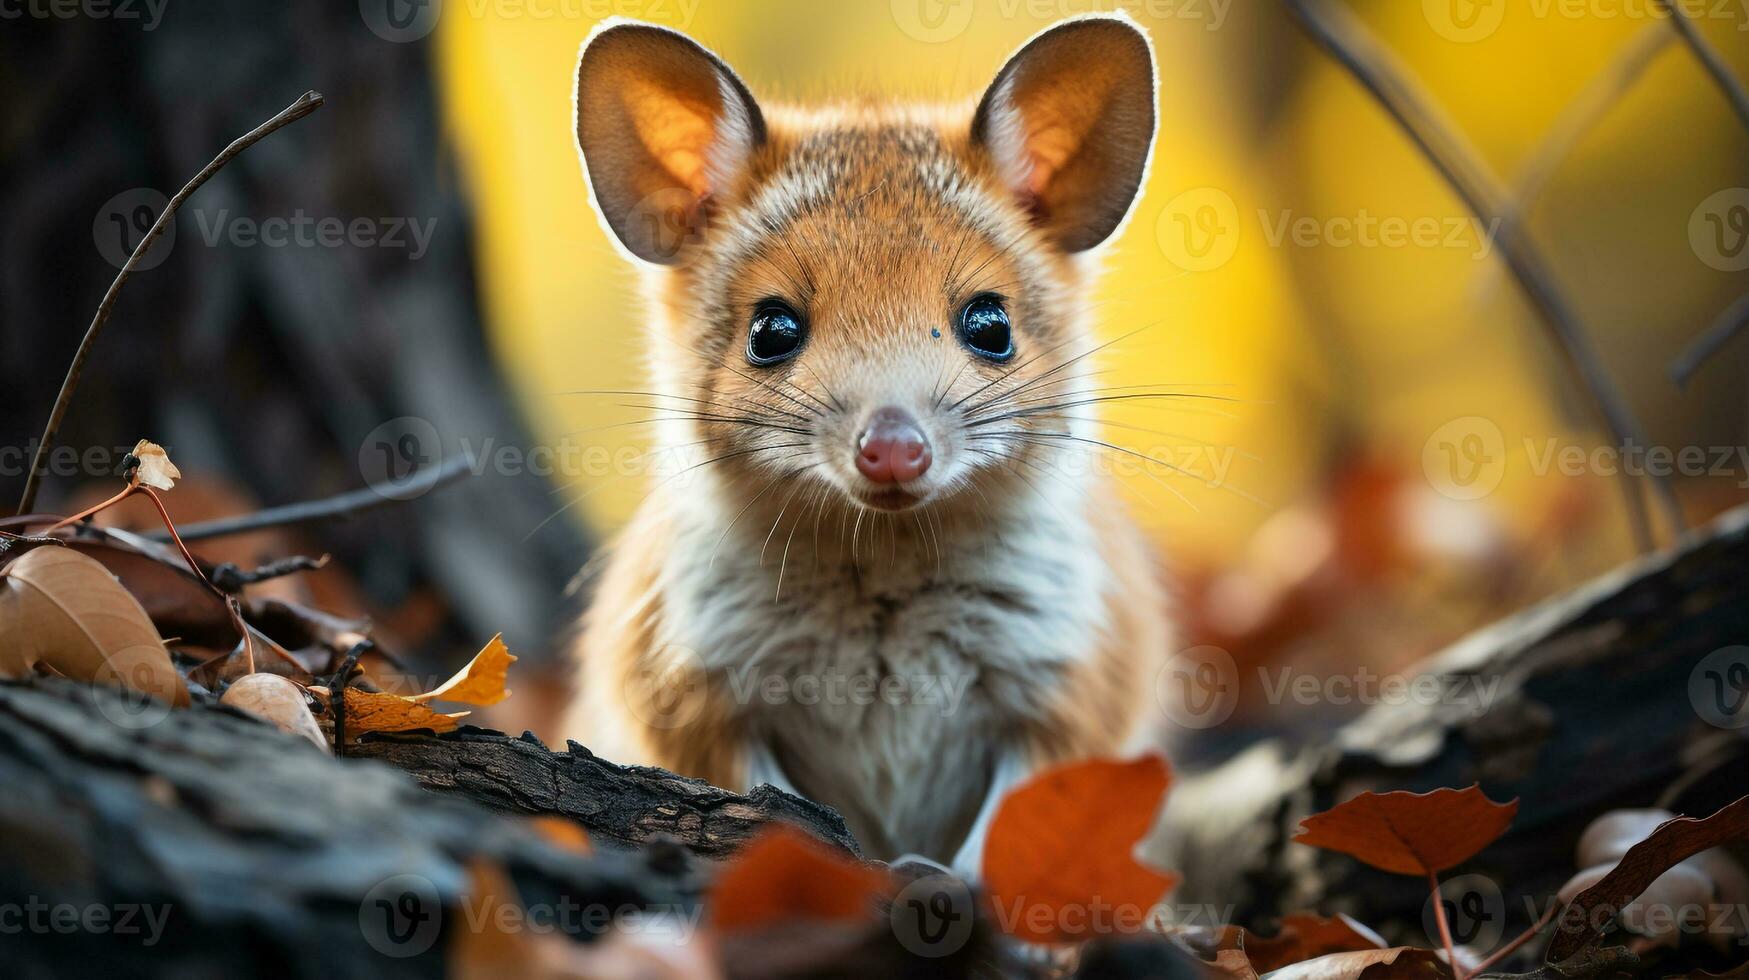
[855,407,932,484]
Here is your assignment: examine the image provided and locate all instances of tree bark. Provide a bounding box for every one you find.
[1150,504,1749,953]
[0,679,852,978]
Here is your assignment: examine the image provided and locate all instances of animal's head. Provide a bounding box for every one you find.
[574,16,1156,525]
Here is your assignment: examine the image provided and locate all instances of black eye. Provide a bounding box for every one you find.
[747,302,805,365]
[957,295,1013,361]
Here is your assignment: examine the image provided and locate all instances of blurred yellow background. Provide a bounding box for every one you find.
[433,0,1749,676]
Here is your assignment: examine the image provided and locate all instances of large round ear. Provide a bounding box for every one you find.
[972,15,1158,253]
[574,20,765,265]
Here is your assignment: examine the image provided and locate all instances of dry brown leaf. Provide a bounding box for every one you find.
[1247,914,1389,973]
[413,633,515,706]
[128,439,181,491]
[982,755,1178,944]
[1260,946,1449,979]
[221,673,327,752]
[317,686,467,737]
[1293,785,1518,876]
[1547,795,1749,962]
[0,547,188,707]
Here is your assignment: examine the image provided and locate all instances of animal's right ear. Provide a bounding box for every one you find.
[573,20,765,265]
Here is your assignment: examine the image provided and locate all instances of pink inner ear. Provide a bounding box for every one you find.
[1024,152,1055,199]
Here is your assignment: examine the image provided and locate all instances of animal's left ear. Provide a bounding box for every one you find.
[972,15,1158,253]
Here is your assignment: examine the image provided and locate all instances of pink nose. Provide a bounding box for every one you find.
[856,408,932,484]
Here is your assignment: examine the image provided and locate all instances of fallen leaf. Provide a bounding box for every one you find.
[128,439,181,491]
[527,814,592,855]
[1545,795,1749,963]
[413,633,515,706]
[0,547,189,707]
[1260,946,1448,979]
[1247,914,1388,973]
[221,673,327,752]
[982,755,1178,944]
[707,825,892,933]
[318,686,468,737]
[1293,785,1518,876]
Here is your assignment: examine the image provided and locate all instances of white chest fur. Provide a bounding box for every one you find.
[655,477,1111,859]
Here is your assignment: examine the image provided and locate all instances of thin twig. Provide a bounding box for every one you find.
[150,452,475,543]
[1486,24,1672,292]
[16,90,324,515]
[1471,900,1559,976]
[1285,0,1681,551]
[1653,0,1749,133]
[209,554,331,594]
[1428,870,1466,980]
[1669,291,1749,386]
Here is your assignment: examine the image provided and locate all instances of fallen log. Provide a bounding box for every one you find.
[0,679,854,977]
[1152,503,1749,961]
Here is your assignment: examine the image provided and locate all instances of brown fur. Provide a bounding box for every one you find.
[566,15,1168,861]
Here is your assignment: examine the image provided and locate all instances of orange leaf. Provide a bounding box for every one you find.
[707,825,891,933]
[528,815,592,855]
[413,633,516,706]
[330,686,468,737]
[1293,785,1517,876]
[981,755,1178,944]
